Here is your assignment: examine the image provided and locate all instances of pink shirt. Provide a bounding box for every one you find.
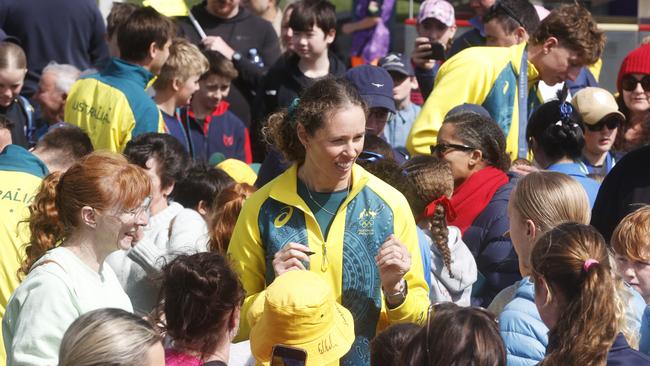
[165,349,202,366]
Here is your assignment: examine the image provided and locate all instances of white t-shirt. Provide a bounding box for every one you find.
[3,246,132,366]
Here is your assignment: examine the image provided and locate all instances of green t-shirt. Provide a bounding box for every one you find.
[297,179,348,239]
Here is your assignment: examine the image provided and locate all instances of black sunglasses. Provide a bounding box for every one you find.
[621,74,650,92]
[585,118,619,132]
[495,1,524,27]
[357,151,384,163]
[430,143,476,156]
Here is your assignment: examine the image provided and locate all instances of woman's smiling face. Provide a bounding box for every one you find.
[300,104,366,191]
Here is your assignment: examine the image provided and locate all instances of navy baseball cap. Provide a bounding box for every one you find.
[344,65,395,113]
[445,103,491,119]
[379,53,414,76]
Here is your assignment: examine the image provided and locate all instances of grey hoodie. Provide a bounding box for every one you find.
[423,226,477,306]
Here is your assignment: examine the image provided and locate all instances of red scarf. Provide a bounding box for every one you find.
[449,166,509,234]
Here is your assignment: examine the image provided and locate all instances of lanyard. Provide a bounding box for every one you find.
[517,47,529,159]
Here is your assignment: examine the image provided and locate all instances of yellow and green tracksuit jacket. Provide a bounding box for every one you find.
[64,57,164,152]
[407,42,541,157]
[0,145,48,364]
[227,163,429,365]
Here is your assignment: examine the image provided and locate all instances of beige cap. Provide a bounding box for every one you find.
[571,87,625,126]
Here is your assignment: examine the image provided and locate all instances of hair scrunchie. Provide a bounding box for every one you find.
[419,195,457,222]
[583,258,599,272]
[288,97,301,128]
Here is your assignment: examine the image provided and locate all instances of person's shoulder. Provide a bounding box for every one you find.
[359,165,409,206]
[237,7,275,29]
[220,109,247,129]
[611,146,650,174]
[441,45,512,75]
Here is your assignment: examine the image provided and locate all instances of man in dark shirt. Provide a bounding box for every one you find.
[177,0,281,127]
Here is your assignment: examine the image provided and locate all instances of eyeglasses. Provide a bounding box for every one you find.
[430,142,476,156]
[357,151,384,163]
[120,196,152,219]
[585,118,619,132]
[621,74,650,92]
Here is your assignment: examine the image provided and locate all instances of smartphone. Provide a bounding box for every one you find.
[270,345,307,366]
[429,42,446,61]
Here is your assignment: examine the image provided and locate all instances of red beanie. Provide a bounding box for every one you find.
[617,44,650,93]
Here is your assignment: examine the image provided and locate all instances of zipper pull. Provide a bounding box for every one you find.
[321,242,328,272]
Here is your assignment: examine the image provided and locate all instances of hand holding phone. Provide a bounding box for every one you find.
[271,345,307,366]
[429,42,446,61]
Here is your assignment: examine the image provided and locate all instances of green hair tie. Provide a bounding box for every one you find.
[288,98,300,127]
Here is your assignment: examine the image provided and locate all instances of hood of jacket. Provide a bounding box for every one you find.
[427,226,478,295]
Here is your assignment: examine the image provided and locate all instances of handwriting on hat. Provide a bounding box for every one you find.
[318,334,338,354]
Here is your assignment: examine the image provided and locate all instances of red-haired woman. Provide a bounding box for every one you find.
[2,152,151,366]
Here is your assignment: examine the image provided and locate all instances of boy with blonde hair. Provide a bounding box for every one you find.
[153,38,209,152]
[179,51,251,163]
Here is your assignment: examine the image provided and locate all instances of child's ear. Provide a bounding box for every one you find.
[197,200,209,216]
[525,219,537,242]
[325,28,336,45]
[147,41,158,61]
[171,78,182,92]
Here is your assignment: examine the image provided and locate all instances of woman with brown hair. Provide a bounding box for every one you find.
[160,252,245,366]
[614,44,650,153]
[2,152,151,366]
[400,302,505,366]
[227,77,429,365]
[531,223,650,365]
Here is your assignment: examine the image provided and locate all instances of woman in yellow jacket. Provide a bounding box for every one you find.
[227,78,429,365]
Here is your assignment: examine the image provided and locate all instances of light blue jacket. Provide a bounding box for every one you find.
[499,277,646,366]
[639,305,650,355]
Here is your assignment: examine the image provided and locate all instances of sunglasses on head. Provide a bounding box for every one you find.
[430,143,476,156]
[495,1,524,27]
[621,74,650,92]
[585,117,619,132]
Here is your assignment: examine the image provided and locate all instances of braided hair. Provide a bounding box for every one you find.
[402,155,455,277]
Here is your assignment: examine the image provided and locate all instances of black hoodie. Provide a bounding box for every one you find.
[250,52,347,161]
[178,3,281,127]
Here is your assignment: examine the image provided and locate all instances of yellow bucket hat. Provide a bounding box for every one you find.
[216,159,257,186]
[248,270,355,366]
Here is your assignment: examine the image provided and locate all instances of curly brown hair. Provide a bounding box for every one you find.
[530,4,605,65]
[402,155,455,277]
[262,77,367,163]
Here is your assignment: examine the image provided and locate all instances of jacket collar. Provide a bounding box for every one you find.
[102,57,155,88]
[0,144,49,178]
[268,163,370,214]
[609,333,630,352]
[509,43,540,85]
